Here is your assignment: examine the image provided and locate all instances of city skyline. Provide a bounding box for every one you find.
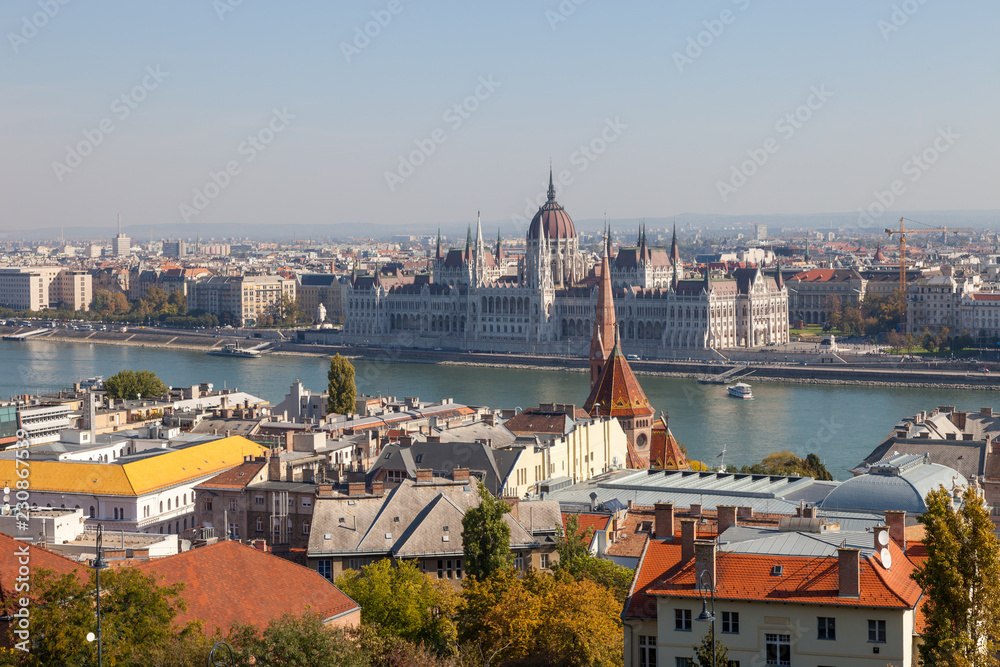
[3,1,998,232]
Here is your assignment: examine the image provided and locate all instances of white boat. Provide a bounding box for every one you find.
[727,382,753,399]
[207,343,261,359]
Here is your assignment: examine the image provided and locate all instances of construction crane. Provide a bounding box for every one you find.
[884,218,975,292]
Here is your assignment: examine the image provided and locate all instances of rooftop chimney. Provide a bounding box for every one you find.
[452,467,470,483]
[885,510,906,552]
[802,505,816,519]
[654,502,675,540]
[370,480,384,496]
[838,547,861,598]
[737,506,754,520]
[347,482,365,497]
[873,525,889,551]
[415,468,433,484]
[680,518,697,562]
[689,503,702,516]
[717,505,738,535]
[694,540,716,591]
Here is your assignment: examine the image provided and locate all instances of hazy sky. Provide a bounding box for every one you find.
[2,0,997,234]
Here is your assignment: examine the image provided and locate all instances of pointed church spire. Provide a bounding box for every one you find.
[547,164,556,202]
[435,228,442,261]
[496,227,503,263]
[590,233,617,390]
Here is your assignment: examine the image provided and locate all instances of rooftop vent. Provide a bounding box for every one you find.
[384,533,392,540]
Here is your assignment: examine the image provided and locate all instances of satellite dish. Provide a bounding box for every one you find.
[880,547,892,570]
[877,530,889,546]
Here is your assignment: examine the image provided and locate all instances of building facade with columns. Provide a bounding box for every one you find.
[342,173,789,356]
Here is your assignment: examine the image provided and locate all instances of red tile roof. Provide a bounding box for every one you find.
[561,512,611,539]
[136,541,359,634]
[627,536,921,620]
[194,460,267,491]
[0,533,85,611]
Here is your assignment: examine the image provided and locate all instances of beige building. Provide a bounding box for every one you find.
[906,272,980,335]
[189,274,296,326]
[785,268,867,326]
[623,508,922,667]
[0,267,92,311]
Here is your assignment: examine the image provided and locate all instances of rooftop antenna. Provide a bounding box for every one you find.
[117,213,121,236]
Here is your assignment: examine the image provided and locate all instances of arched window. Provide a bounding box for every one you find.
[167,499,171,511]
[89,506,95,518]
[160,501,163,513]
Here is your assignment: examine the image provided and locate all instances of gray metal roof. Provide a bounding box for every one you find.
[720,525,879,558]
[545,469,836,516]
[821,454,966,514]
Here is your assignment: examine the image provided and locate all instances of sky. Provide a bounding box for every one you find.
[1,0,998,236]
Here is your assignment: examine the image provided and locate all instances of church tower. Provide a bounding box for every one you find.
[590,232,616,388]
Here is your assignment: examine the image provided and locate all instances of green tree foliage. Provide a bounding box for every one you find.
[104,369,169,400]
[462,481,511,581]
[913,485,1000,667]
[738,452,832,480]
[693,627,731,667]
[327,354,357,415]
[335,559,458,656]
[823,290,907,336]
[554,514,634,604]
[226,613,370,667]
[3,567,194,667]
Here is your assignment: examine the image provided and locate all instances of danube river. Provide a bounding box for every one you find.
[2,340,996,478]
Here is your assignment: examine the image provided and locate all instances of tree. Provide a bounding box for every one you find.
[334,559,457,655]
[462,481,511,581]
[458,569,622,667]
[554,514,634,604]
[738,451,832,480]
[227,612,370,667]
[693,627,730,667]
[913,485,1000,667]
[104,369,168,400]
[327,354,357,415]
[8,567,194,667]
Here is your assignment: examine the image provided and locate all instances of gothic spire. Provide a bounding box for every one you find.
[547,164,556,202]
[435,228,442,261]
[589,232,617,390]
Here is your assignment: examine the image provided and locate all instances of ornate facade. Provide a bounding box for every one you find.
[342,173,790,356]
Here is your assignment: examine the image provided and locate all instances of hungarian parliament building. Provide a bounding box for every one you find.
[343,174,789,356]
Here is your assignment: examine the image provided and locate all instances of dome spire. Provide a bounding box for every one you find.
[547,163,556,202]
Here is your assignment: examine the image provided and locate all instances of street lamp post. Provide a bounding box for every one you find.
[88,523,109,667]
[696,569,716,667]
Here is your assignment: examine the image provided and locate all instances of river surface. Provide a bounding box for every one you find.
[2,339,996,479]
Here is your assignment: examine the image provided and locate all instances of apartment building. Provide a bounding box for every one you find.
[189,274,296,326]
[785,268,867,325]
[906,272,980,335]
[0,267,92,312]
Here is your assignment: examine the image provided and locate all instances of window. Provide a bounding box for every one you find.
[721,611,739,634]
[674,659,694,667]
[302,497,311,508]
[204,500,212,511]
[638,635,656,667]
[436,559,463,579]
[675,608,692,631]
[817,617,836,640]
[868,619,886,643]
[254,495,264,505]
[317,560,331,580]
[229,499,237,512]
[256,517,263,532]
[540,554,550,569]
[764,633,790,666]
[302,521,310,535]
[513,553,524,570]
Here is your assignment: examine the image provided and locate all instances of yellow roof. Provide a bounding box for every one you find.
[0,436,266,497]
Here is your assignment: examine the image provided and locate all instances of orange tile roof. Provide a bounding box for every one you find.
[137,541,359,634]
[561,512,611,539]
[584,335,655,421]
[194,460,267,491]
[0,533,85,611]
[629,538,921,618]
